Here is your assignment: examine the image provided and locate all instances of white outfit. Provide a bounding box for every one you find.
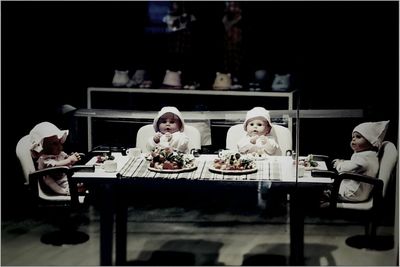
[336,150,379,201]
[147,106,189,153]
[238,107,280,155]
[37,152,70,195]
[237,134,279,155]
[147,131,189,153]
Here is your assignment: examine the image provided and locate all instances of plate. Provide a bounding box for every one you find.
[208,166,258,174]
[148,165,197,173]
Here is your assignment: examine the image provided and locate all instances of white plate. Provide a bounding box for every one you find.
[148,165,197,173]
[208,166,258,174]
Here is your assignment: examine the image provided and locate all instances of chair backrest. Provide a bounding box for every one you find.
[16,135,36,185]
[226,124,292,156]
[136,124,202,153]
[16,135,74,202]
[377,141,398,197]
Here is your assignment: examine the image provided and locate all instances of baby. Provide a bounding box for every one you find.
[147,106,189,153]
[237,107,279,155]
[30,121,82,195]
[331,120,390,202]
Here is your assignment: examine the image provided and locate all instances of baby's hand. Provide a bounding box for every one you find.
[153,132,163,143]
[265,138,279,148]
[69,152,81,164]
[250,135,258,144]
[164,132,172,141]
[258,135,267,145]
[332,159,343,169]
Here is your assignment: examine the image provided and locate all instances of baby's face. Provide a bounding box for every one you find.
[42,135,63,155]
[350,131,373,152]
[158,113,181,134]
[247,119,270,136]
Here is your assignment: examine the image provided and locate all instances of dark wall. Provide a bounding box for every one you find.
[1,1,398,216]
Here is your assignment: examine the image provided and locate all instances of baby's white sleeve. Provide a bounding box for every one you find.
[172,132,189,153]
[335,154,367,173]
[263,136,279,155]
[237,135,253,154]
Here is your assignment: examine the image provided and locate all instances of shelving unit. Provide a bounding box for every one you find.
[82,87,298,151]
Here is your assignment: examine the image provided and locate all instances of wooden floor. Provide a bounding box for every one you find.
[1,199,398,266]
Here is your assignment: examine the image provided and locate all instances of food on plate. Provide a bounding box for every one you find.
[213,150,256,170]
[146,147,195,170]
[294,154,318,168]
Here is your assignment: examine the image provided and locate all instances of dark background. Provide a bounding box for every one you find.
[1,1,398,216]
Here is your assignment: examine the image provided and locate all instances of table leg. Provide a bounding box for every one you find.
[115,188,127,266]
[289,189,304,265]
[100,184,114,266]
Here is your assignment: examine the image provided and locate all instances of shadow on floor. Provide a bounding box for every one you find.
[242,254,288,266]
[243,243,338,266]
[345,235,394,251]
[126,239,225,266]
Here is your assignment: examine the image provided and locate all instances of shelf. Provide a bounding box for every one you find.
[83,87,298,151]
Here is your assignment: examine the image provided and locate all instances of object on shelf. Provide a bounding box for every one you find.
[271,73,291,91]
[140,80,153,88]
[230,76,243,90]
[213,72,232,90]
[126,69,147,88]
[112,70,130,87]
[162,70,182,89]
[183,81,200,90]
[249,69,268,91]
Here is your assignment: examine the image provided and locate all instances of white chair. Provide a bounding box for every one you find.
[226,124,292,156]
[16,135,89,204]
[329,141,398,250]
[135,124,201,153]
[16,134,94,245]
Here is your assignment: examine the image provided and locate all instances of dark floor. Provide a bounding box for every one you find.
[1,192,398,266]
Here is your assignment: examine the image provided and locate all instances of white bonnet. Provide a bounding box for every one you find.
[243,107,272,131]
[29,122,69,153]
[353,120,389,148]
[153,106,185,132]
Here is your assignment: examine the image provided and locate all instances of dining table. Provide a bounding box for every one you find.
[71,152,333,266]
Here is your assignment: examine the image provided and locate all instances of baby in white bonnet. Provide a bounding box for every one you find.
[30,121,83,195]
[326,120,389,203]
[147,106,189,153]
[237,107,279,156]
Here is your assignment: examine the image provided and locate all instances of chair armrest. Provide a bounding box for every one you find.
[336,172,383,187]
[311,154,330,162]
[29,166,70,180]
[311,170,337,178]
[329,172,383,208]
[69,165,95,173]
